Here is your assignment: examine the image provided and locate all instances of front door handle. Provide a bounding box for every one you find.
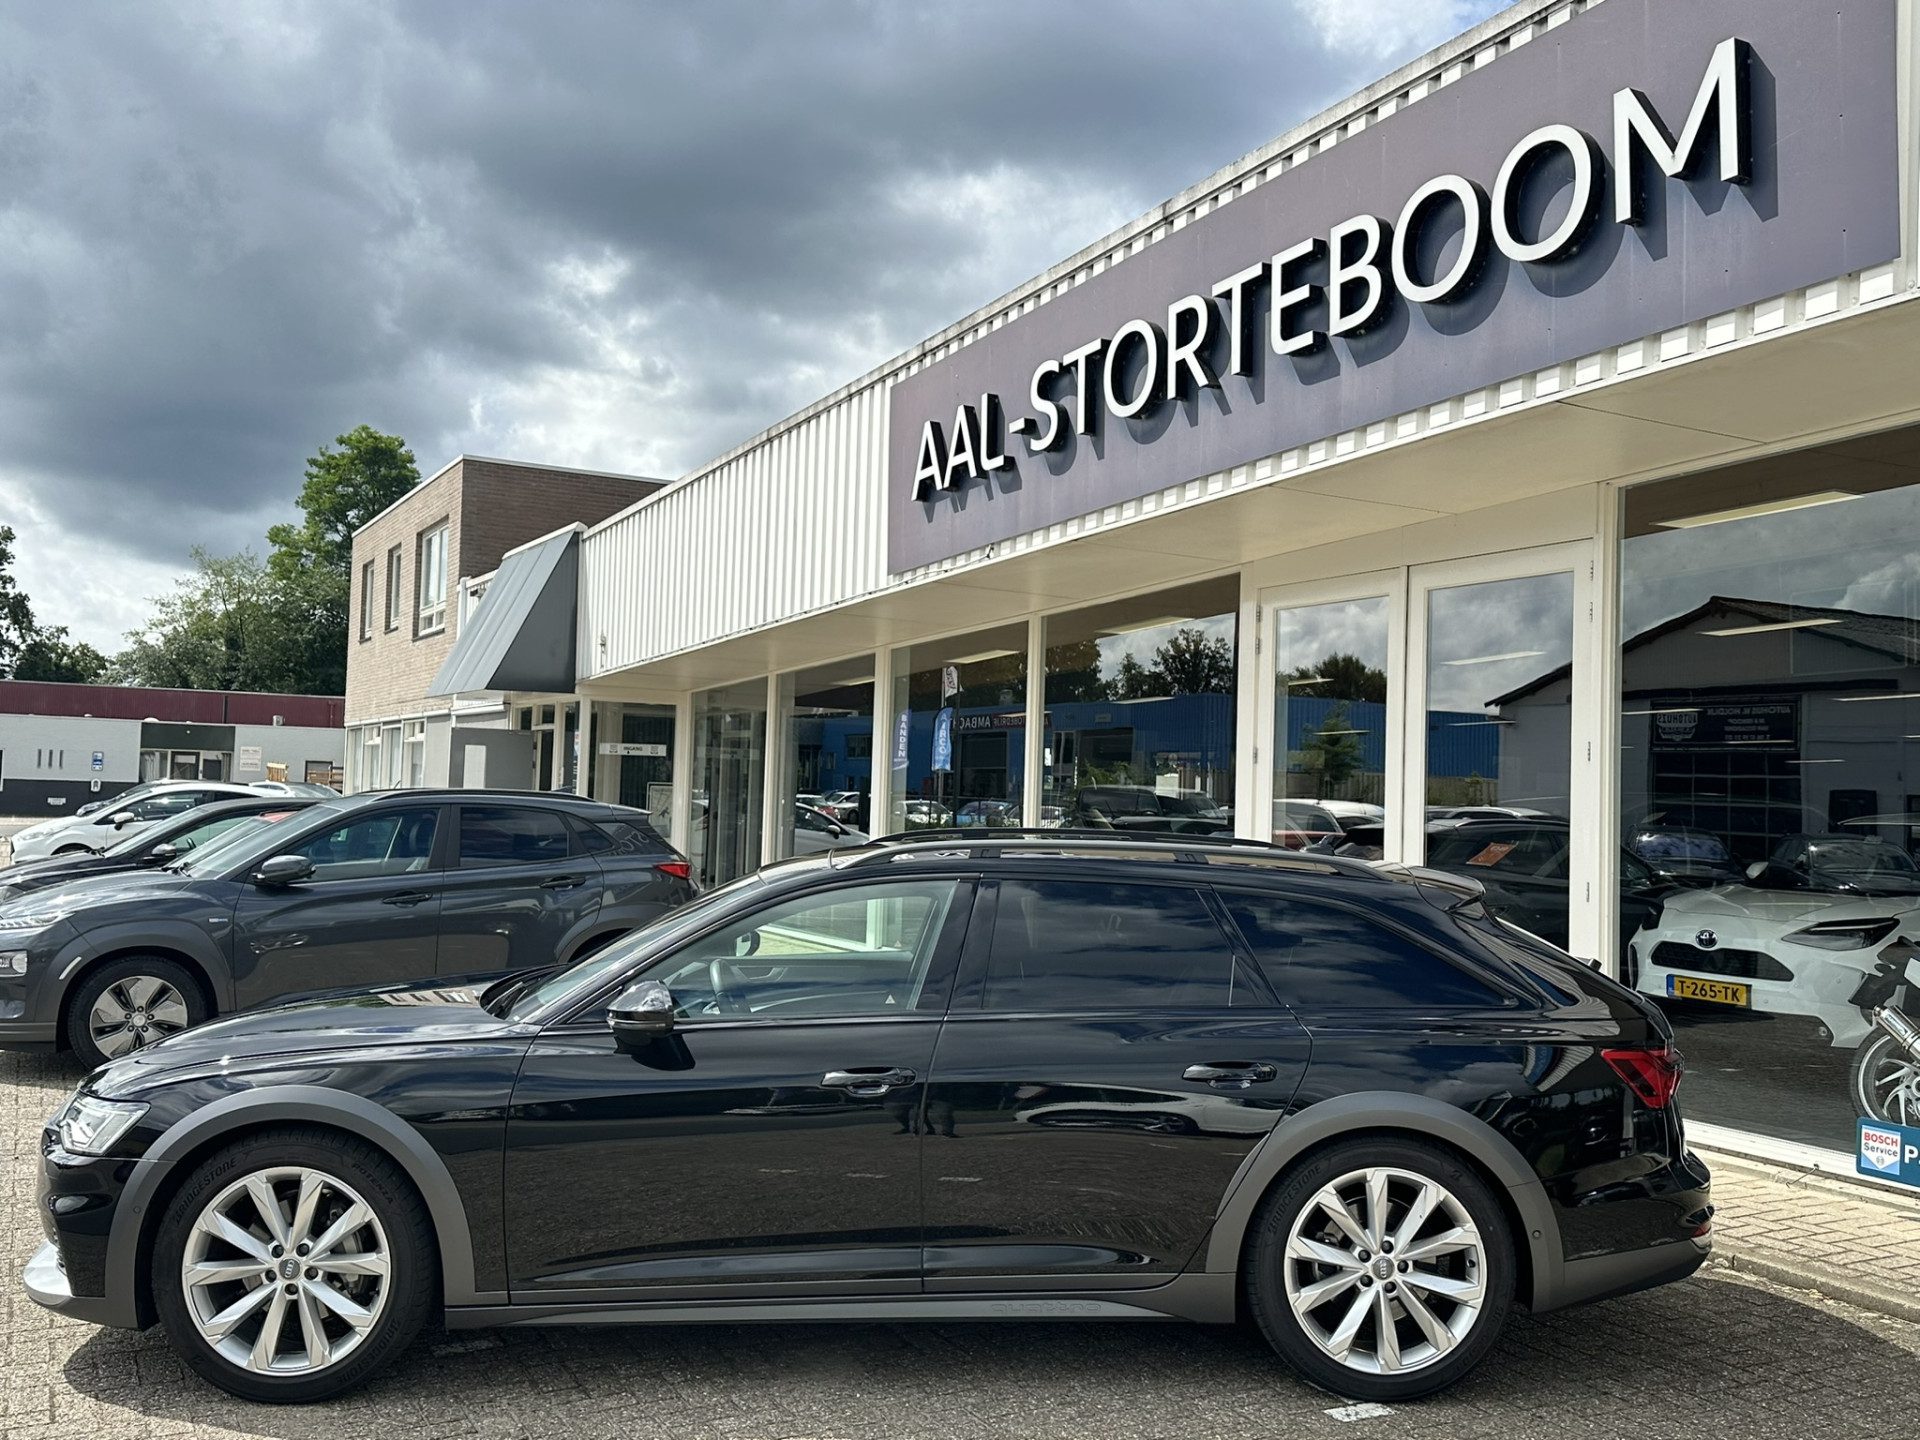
[823,1067,917,1097]
[382,890,434,907]
[540,875,586,890]
[1183,1061,1280,1089]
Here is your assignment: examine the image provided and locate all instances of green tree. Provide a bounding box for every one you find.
[1111,651,1156,700]
[1153,626,1235,695]
[1286,651,1387,704]
[111,550,301,692]
[1298,701,1365,798]
[12,627,107,683]
[0,525,37,677]
[1044,637,1109,701]
[267,425,420,576]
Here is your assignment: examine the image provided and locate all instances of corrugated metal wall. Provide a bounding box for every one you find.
[582,381,890,678]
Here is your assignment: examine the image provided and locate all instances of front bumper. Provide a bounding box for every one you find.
[23,1239,123,1326]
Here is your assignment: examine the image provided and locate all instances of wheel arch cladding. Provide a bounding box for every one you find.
[113,1086,495,1327]
[59,943,219,1048]
[1201,1091,1562,1312]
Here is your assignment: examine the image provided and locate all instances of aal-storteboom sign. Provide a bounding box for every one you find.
[885,0,1900,572]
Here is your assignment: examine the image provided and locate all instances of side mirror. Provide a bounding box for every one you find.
[828,822,846,837]
[147,842,179,864]
[609,980,675,1046]
[1745,861,1768,881]
[253,854,315,886]
[110,811,138,829]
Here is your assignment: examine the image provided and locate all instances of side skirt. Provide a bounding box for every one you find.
[447,1273,1237,1330]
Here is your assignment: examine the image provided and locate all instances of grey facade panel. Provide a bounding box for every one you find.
[429,530,579,697]
[885,0,1904,572]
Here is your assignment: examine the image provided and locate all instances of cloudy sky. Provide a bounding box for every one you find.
[0,0,1505,651]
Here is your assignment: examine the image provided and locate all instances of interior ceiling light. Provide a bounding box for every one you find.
[1447,718,1517,727]
[946,648,1020,665]
[1314,729,1369,736]
[1790,758,1844,766]
[1700,618,1840,637]
[1654,490,1857,529]
[1099,615,1192,635]
[1836,691,1920,703]
[1286,676,1328,687]
[1620,706,1701,716]
[1442,650,1544,667]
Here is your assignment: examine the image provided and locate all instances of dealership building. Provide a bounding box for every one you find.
[348,0,1920,1175]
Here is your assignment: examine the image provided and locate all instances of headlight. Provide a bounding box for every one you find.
[57,1095,149,1156]
[1784,917,1901,951]
[0,952,27,975]
[0,910,67,932]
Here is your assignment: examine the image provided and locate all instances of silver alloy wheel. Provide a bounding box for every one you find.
[181,1166,392,1375]
[88,975,190,1057]
[1282,1165,1486,1376]
[1857,1034,1920,1126]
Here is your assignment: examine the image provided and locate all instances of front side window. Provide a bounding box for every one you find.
[649,880,960,1021]
[1224,892,1504,1010]
[458,806,574,867]
[416,522,448,634]
[284,807,440,882]
[982,880,1241,1012]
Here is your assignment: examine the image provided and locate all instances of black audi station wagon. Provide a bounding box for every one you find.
[27,832,1711,1403]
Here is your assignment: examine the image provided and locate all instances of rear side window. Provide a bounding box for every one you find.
[983,880,1242,1012]
[458,806,574,867]
[1223,893,1505,1009]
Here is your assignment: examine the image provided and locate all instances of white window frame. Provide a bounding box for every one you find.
[416,522,449,635]
[359,560,375,641]
[385,546,403,632]
[403,719,427,787]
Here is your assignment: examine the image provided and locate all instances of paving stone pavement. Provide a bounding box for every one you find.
[6,1047,1920,1440]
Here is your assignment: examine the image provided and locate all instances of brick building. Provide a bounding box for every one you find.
[344,456,661,791]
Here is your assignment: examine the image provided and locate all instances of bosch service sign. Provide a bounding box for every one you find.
[1857,1119,1920,1187]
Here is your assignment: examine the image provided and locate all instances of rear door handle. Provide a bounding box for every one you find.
[1183,1061,1280,1089]
[823,1067,917,1097]
[540,875,586,890]
[382,891,434,907]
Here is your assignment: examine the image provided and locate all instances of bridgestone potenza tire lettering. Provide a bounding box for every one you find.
[1244,1136,1515,1402]
[152,1127,438,1403]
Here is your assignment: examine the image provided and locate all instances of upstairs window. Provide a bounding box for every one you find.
[416,522,448,635]
[359,560,374,641]
[384,546,403,631]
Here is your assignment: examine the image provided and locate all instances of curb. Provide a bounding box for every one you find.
[1711,1247,1920,1327]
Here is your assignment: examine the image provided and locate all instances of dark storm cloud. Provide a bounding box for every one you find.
[0,0,1499,646]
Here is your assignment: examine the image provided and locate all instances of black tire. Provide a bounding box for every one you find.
[152,1127,437,1403]
[1851,1031,1920,1124]
[1245,1137,1515,1402]
[64,954,210,1068]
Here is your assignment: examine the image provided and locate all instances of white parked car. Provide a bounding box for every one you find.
[792,803,869,854]
[6,782,260,864]
[1633,833,1920,1049]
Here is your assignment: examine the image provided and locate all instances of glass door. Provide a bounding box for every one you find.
[1261,571,1404,857]
[1406,544,1599,960]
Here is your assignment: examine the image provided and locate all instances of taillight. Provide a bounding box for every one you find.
[655,861,692,881]
[1603,1045,1683,1109]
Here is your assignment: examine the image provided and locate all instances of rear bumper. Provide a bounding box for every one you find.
[1553,1232,1711,1310]
[1531,1147,1713,1313]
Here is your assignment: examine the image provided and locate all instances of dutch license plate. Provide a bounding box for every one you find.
[1667,974,1750,1007]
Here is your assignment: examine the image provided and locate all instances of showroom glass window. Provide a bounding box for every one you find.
[1274,595,1390,850]
[773,659,876,858]
[416,521,448,634]
[1618,426,1920,1155]
[691,678,768,888]
[887,623,1028,834]
[1041,578,1238,836]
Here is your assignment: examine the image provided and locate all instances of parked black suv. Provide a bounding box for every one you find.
[0,789,694,1066]
[0,796,318,903]
[26,832,1709,1403]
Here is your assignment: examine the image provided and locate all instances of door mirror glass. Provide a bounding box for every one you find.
[609,979,676,1045]
[147,842,179,864]
[254,853,316,886]
[110,811,137,828]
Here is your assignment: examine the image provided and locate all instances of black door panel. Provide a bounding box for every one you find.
[439,804,603,977]
[920,1012,1308,1287]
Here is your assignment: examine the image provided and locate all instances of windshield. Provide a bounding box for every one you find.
[1275,802,1339,830]
[1808,840,1919,881]
[1635,830,1731,862]
[182,799,352,876]
[502,871,767,1020]
[102,810,253,858]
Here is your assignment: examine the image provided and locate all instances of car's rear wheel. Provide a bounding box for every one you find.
[65,955,208,1067]
[1245,1138,1514,1401]
[1852,1031,1920,1126]
[153,1128,436,1403]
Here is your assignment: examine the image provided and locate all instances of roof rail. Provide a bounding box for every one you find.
[841,830,1387,879]
[868,826,1278,849]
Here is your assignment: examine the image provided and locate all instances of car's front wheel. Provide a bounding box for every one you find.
[65,955,209,1067]
[153,1128,436,1403]
[1245,1138,1514,1401]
